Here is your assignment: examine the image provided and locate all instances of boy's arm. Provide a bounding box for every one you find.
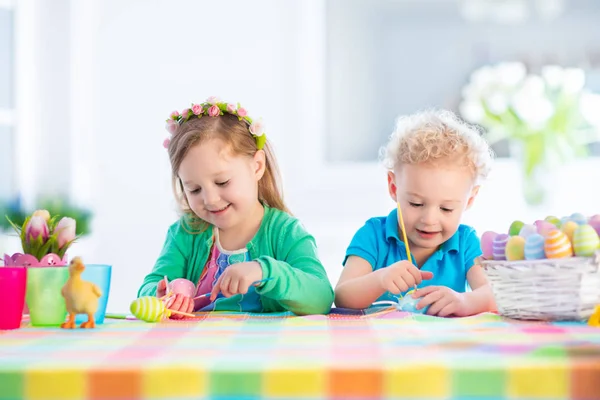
[255,220,334,315]
[462,265,497,315]
[335,256,388,309]
[137,223,189,298]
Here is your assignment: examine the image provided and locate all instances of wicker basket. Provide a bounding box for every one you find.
[480,251,600,321]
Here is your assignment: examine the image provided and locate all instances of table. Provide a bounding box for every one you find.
[1,308,599,399]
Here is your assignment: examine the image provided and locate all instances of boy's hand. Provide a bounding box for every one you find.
[378,260,433,295]
[413,286,468,317]
[165,293,194,319]
[210,261,263,301]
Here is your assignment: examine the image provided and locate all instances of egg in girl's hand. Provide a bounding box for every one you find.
[524,233,546,260]
[572,225,600,257]
[561,221,579,243]
[505,236,526,261]
[492,234,510,261]
[545,215,561,228]
[509,221,525,237]
[480,231,498,259]
[518,224,537,239]
[544,229,573,259]
[534,220,556,236]
[570,212,588,226]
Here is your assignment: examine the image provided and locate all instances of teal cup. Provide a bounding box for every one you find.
[74,264,112,325]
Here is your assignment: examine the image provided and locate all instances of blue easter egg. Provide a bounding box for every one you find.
[396,293,429,314]
[492,234,510,260]
[524,233,546,260]
[570,213,588,226]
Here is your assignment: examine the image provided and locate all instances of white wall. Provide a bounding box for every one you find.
[6,0,600,313]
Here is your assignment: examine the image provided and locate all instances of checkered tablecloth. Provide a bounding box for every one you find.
[1,307,599,400]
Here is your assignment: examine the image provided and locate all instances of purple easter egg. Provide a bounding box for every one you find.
[589,214,600,224]
[492,233,510,261]
[480,231,498,259]
[590,219,600,237]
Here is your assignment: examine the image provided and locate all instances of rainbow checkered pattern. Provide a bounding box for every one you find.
[1,308,600,399]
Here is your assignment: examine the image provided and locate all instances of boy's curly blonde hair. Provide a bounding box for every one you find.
[380,109,494,183]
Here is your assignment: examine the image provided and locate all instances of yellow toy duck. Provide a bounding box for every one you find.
[60,257,102,329]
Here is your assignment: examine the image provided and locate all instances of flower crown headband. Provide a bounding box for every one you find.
[163,96,266,150]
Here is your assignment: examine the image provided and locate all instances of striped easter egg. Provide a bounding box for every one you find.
[544,230,573,259]
[492,234,510,261]
[130,296,168,322]
[524,233,546,260]
[573,225,600,257]
[561,221,579,242]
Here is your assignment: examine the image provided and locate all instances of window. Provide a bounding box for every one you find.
[0,2,14,200]
[326,0,600,162]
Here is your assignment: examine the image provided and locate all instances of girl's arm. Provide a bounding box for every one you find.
[461,264,497,315]
[255,220,334,315]
[334,256,385,309]
[137,222,189,297]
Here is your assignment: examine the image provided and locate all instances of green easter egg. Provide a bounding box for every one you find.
[130,296,166,322]
[509,220,525,236]
[545,216,561,228]
[573,225,600,257]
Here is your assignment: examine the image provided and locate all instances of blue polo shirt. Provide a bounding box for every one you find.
[343,208,482,303]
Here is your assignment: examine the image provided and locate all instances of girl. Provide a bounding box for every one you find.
[335,109,496,316]
[138,97,333,316]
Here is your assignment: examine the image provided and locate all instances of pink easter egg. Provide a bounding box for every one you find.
[534,220,556,236]
[589,219,600,237]
[169,278,196,297]
[480,231,498,259]
[589,214,600,224]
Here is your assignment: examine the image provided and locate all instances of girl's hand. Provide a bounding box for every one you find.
[210,261,263,301]
[165,293,194,319]
[156,279,167,298]
[378,260,433,295]
[413,286,468,317]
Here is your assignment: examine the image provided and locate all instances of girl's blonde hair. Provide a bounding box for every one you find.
[380,109,494,183]
[168,114,289,232]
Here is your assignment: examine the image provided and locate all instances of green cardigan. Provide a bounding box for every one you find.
[137,205,334,315]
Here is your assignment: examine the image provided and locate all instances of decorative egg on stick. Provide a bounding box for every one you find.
[130,296,196,322]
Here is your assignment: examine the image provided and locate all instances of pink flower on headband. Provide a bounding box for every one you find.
[163,138,171,148]
[170,111,180,119]
[249,120,265,137]
[206,96,221,105]
[208,105,220,117]
[181,108,190,119]
[227,103,236,113]
[192,104,204,115]
[237,107,248,117]
[166,120,178,135]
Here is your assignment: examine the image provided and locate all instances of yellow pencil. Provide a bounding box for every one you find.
[397,202,412,264]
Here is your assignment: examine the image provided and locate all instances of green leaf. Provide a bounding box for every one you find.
[255,134,267,150]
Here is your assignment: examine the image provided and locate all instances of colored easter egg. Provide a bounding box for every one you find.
[480,231,498,259]
[524,233,546,260]
[590,220,600,237]
[570,212,588,226]
[505,236,526,261]
[130,296,169,322]
[560,216,571,227]
[561,221,579,243]
[573,225,600,257]
[518,224,537,239]
[509,220,525,236]
[169,278,196,297]
[544,230,573,259]
[396,290,429,314]
[534,220,556,236]
[545,215,561,228]
[492,234,510,261]
[589,214,600,224]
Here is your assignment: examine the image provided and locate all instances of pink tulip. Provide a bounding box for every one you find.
[26,216,49,244]
[32,209,50,222]
[55,217,76,249]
